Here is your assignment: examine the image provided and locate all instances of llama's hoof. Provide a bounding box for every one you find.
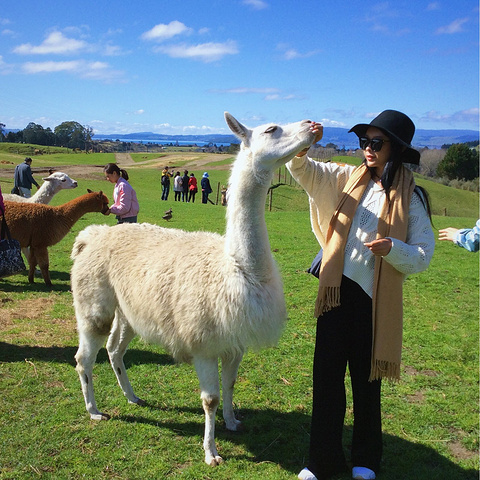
[130,398,146,407]
[225,419,243,432]
[90,412,110,421]
[206,455,224,466]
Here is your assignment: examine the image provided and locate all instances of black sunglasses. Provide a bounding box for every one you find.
[359,137,390,152]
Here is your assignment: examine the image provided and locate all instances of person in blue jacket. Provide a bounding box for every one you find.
[14,157,39,197]
[439,220,480,252]
[201,172,212,204]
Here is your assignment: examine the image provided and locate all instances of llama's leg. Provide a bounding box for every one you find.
[75,329,110,420]
[106,313,145,406]
[193,356,223,466]
[221,351,243,431]
[27,248,38,283]
[34,247,52,286]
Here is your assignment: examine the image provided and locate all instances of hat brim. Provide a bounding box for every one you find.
[349,124,420,165]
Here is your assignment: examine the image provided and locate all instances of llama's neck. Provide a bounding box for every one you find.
[225,154,274,279]
[30,182,60,203]
[56,194,99,230]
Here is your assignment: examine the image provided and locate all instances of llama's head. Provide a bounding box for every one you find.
[43,171,78,190]
[86,189,110,215]
[225,112,316,171]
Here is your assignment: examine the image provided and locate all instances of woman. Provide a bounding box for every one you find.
[104,163,139,224]
[161,166,172,201]
[188,173,198,203]
[289,111,435,480]
[173,171,183,201]
[201,172,212,204]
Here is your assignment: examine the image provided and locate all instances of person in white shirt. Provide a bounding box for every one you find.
[291,111,435,480]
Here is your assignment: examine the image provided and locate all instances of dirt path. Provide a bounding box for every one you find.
[0,152,232,182]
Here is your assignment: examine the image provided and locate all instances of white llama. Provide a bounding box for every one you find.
[4,171,78,203]
[71,113,315,466]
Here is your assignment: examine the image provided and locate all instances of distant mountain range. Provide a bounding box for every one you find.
[94,127,479,149]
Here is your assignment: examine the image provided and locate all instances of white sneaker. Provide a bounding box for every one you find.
[352,466,376,479]
[298,467,318,480]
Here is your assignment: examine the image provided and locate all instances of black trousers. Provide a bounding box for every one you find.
[308,276,382,478]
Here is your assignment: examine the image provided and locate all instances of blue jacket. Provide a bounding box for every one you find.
[14,162,39,189]
[455,219,480,252]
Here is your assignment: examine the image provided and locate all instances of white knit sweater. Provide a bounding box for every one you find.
[287,156,435,298]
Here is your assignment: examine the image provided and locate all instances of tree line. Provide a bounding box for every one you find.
[0,121,93,150]
[311,142,479,185]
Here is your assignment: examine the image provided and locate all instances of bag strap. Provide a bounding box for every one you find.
[0,206,12,241]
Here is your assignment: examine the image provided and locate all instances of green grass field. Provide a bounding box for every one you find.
[0,150,478,479]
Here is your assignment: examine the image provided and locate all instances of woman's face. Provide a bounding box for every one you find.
[362,126,391,176]
[105,171,120,184]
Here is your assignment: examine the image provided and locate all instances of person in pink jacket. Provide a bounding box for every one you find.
[104,163,139,223]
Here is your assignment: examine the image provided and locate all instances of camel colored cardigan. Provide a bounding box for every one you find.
[287,156,435,380]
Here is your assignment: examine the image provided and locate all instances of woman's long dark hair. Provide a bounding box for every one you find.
[104,163,129,181]
[365,142,432,221]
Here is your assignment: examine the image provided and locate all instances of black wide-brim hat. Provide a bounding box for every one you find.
[349,109,420,165]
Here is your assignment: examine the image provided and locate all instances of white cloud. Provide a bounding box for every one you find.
[421,108,480,125]
[14,31,87,55]
[264,93,302,101]
[426,2,440,11]
[242,0,269,10]
[279,46,322,60]
[154,41,238,62]
[435,18,469,34]
[134,109,145,115]
[141,21,192,41]
[21,60,124,82]
[214,87,279,95]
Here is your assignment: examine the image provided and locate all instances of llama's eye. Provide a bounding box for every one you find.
[264,126,277,134]
[62,179,66,182]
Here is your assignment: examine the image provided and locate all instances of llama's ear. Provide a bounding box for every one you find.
[87,188,93,193]
[225,112,249,141]
[42,176,52,182]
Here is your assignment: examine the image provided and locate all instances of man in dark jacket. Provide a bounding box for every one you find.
[14,157,39,198]
[182,170,189,202]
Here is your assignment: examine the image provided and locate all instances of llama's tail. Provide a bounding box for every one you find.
[71,224,109,260]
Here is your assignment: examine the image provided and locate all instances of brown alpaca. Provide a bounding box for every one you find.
[4,189,109,286]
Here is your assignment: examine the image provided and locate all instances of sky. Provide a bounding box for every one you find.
[0,0,478,137]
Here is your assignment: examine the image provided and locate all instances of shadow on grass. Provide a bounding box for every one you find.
[115,407,477,480]
[0,342,175,367]
[0,341,476,479]
[0,269,72,292]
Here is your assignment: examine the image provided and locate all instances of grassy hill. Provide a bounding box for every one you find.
[0,147,477,479]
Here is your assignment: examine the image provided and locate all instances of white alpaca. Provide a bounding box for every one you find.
[4,171,78,203]
[71,113,315,466]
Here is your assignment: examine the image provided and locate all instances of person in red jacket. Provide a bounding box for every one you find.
[188,173,198,203]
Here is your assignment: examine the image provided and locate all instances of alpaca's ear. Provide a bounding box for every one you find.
[87,189,93,193]
[225,112,249,141]
[42,177,52,182]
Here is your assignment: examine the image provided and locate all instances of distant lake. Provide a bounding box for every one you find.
[94,137,234,147]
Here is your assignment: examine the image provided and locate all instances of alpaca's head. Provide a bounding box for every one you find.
[86,189,110,215]
[225,112,316,172]
[42,171,78,190]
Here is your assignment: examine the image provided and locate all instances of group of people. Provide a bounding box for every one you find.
[1,110,478,480]
[161,167,213,204]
